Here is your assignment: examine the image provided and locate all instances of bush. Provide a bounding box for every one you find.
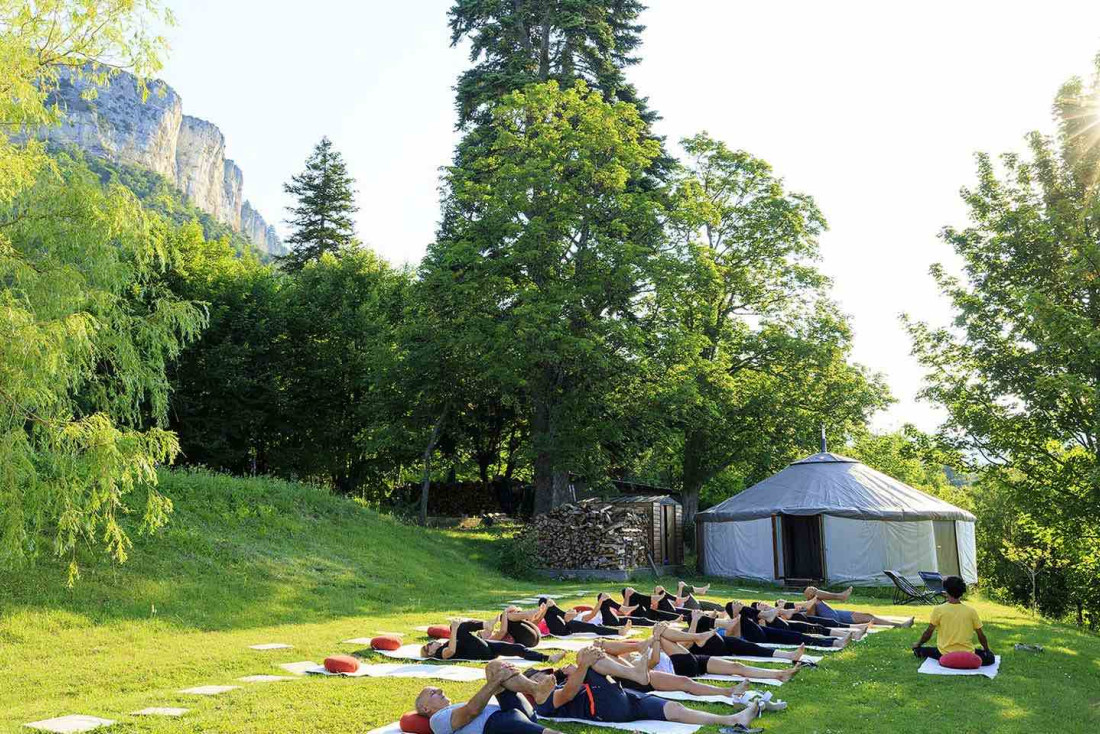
[498,529,538,580]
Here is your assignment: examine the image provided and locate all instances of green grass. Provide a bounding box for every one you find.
[1,469,1098,733]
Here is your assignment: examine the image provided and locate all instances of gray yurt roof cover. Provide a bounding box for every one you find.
[697,452,975,522]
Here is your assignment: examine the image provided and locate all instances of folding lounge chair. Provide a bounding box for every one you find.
[884,569,940,605]
[917,571,948,601]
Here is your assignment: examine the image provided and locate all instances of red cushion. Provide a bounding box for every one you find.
[324,654,360,674]
[400,712,432,734]
[537,620,550,635]
[371,635,402,651]
[939,651,982,669]
[426,625,451,639]
[573,605,593,612]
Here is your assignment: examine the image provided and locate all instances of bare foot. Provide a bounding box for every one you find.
[723,700,763,728]
[534,674,556,704]
[833,635,850,650]
[777,665,800,682]
[549,652,566,664]
[840,585,853,601]
[900,617,915,628]
[621,619,633,636]
[620,604,639,616]
[787,643,805,663]
[696,584,710,595]
[728,680,749,696]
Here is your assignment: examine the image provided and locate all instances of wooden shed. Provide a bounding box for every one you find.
[605,495,684,566]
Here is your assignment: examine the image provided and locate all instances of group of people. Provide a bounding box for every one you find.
[412,581,927,734]
[412,576,994,734]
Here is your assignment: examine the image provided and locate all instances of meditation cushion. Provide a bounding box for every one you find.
[573,605,593,612]
[324,654,360,674]
[939,651,982,669]
[426,625,451,639]
[400,712,432,734]
[371,635,402,651]
[537,620,550,635]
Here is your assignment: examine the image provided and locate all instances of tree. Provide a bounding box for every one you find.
[423,80,665,513]
[653,133,891,523]
[0,1,200,584]
[279,137,359,273]
[905,56,1100,559]
[448,0,650,128]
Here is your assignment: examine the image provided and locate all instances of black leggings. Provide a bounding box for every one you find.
[621,591,681,622]
[739,616,836,647]
[484,690,545,734]
[689,631,776,658]
[507,618,541,648]
[767,616,830,636]
[439,621,551,661]
[677,594,724,613]
[560,670,668,722]
[669,653,712,677]
[599,598,655,627]
[543,604,618,637]
[914,646,996,666]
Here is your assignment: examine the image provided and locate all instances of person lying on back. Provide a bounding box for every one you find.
[911,575,995,666]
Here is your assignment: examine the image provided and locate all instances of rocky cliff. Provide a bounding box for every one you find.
[39,70,285,257]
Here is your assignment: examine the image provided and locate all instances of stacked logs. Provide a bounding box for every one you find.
[527,500,650,570]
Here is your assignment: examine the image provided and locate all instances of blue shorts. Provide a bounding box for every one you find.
[816,601,855,625]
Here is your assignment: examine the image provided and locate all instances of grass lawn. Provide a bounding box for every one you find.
[2,469,1098,733]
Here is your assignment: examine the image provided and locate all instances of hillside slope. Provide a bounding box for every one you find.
[1,470,1097,733]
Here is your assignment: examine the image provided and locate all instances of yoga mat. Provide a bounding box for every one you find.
[372,643,539,666]
[651,689,779,709]
[758,642,839,652]
[360,663,488,682]
[918,655,1001,679]
[696,673,782,686]
[280,661,318,675]
[542,717,699,734]
[719,654,822,665]
[536,638,593,651]
[544,627,646,639]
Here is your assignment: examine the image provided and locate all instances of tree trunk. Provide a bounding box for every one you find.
[418,407,449,526]
[681,429,707,527]
[532,398,571,513]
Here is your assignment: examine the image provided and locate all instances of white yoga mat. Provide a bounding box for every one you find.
[759,642,839,652]
[697,673,782,686]
[359,663,488,682]
[306,664,373,678]
[544,627,645,639]
[918,655,1001,679]
[651,689,777,707]
[720,654,822,665]
[543,717,699,734]
[536,638,592,651]
[249,643,292,650]
[372,643,538,666]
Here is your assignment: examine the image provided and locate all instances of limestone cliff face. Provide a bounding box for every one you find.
[40,69,285,257]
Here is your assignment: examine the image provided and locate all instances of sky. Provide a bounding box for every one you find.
[159,0,1100,433]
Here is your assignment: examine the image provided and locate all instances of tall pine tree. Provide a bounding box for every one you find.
[279,137,358,272]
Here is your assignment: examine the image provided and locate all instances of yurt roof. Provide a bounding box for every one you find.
[696,452,974,523]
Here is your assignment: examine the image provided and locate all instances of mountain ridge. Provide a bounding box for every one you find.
[36,68,286,257]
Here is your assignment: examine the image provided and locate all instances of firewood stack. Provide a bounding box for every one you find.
[527,500,651,570]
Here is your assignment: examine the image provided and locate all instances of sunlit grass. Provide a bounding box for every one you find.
[1,468,1097,732]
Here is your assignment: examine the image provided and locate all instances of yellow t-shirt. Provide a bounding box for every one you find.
[930,602,982,654]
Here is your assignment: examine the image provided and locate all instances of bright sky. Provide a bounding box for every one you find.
[160,1,1100,433]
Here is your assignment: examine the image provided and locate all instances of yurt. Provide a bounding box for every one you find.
[695,450,976,586]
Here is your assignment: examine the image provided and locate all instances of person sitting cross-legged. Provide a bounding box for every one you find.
[911,575,995,666]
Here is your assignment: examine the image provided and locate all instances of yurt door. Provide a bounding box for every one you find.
[781,514,824,580]
[933,520,961,577]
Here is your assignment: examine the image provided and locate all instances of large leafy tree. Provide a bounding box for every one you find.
[424,80,665,513]
[448,0,650,128]
[906,56,1100,624]
[0,1,203,583]
[279,137,359,273]
[655,133,890,522]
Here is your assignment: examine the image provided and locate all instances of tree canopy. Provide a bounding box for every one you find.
[279,137,359,273]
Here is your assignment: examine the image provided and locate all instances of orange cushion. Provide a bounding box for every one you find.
[426,625,451,639]
[573,605,593,612]
[324,654,360,674]
[371,635,402,651]
[939,651,982,669]
[400,712,432,734]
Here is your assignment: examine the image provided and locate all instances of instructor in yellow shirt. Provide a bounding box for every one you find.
[911,575,995,666]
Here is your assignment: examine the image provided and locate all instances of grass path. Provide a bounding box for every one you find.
[2,470,1098,733]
